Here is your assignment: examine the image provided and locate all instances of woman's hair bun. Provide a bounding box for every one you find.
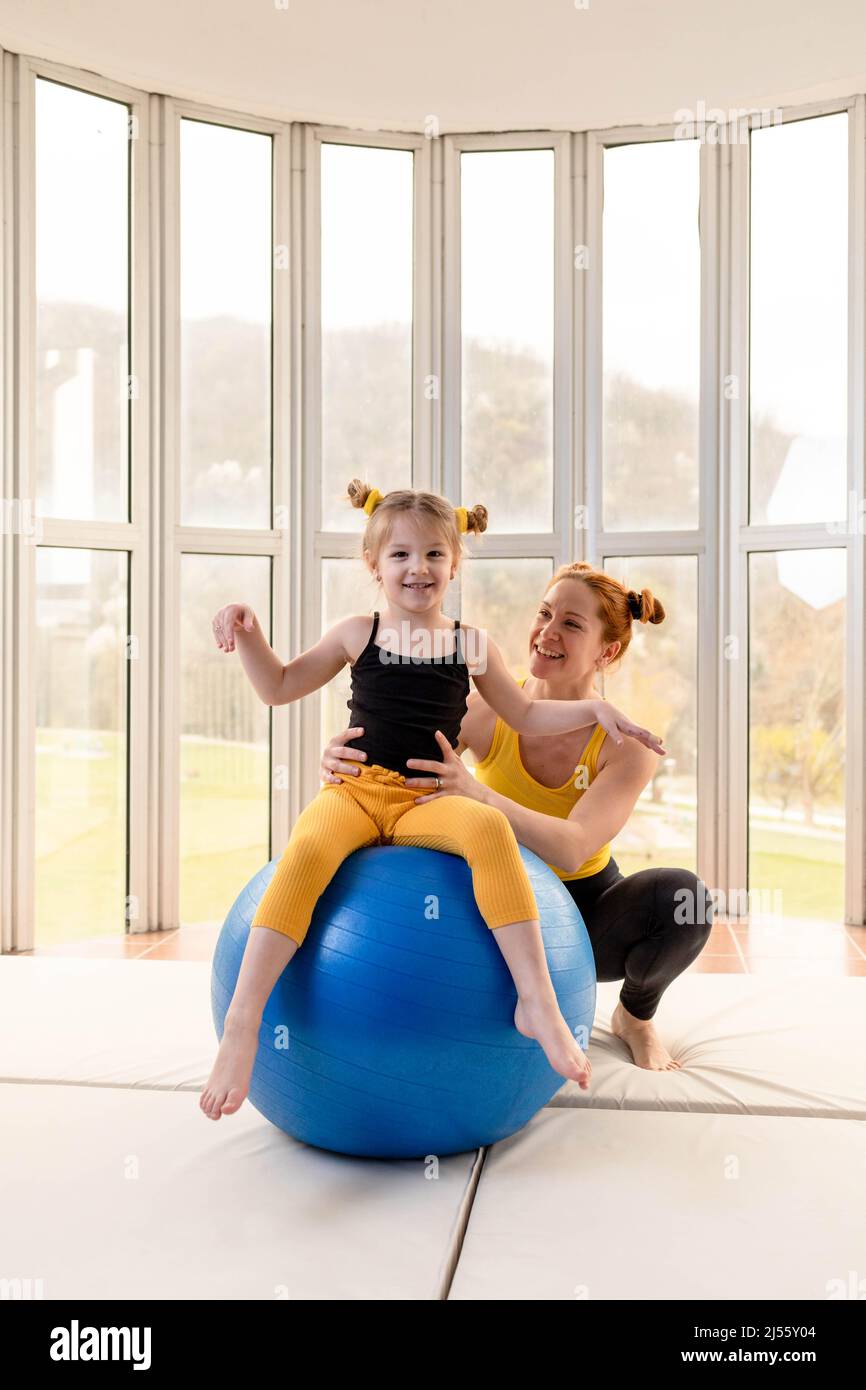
[628,588,665,624]
[347,478,371,509]
[466,503,488,535]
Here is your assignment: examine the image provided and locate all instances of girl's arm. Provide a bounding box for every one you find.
[467,629,665,752]
[217,605,354,706]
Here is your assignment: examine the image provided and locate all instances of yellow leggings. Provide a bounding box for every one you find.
[250,763,539,944]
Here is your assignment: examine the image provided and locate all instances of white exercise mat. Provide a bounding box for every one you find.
[2,959,864,1120]
[0,1081,480,1300]
[551,975,866,1118]
[449,1106,866,1300]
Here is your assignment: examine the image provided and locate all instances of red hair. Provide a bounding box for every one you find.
[548,561,665,670]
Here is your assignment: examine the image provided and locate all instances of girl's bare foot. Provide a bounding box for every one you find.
[514,995,592,1088]
[200,1009,261,1120]
[611,999,682,1070]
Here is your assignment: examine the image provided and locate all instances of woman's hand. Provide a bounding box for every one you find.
[212,604,255,653]
[320,727,368,785]
[592,699,667,756]
[404,730,480,803]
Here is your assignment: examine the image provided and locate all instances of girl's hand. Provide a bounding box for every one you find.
[405,730,478,802]
[593,699,667,755]
[212,604,255,653]
[320,727,368,785]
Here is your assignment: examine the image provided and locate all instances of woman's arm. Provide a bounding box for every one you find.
[405,729,659,875]
[475,741,659,873]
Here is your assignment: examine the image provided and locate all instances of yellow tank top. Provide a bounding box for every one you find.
[471,678,612,881]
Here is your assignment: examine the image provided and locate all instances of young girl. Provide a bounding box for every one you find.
[200,481,666,1122]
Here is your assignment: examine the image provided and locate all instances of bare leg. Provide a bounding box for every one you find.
[201,784,380,1120]
[492,918,592,1090]
[200,926,299,1120]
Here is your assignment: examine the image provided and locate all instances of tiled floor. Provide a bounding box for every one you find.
[18,918,866,974]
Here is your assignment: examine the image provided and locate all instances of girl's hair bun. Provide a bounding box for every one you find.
[347,478,371,509]
[466,503,488,535]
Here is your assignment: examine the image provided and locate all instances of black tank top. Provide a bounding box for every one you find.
[346,612,471,779]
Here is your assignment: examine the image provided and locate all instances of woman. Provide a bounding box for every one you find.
[321,560,714,1073]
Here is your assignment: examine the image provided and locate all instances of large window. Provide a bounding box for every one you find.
[320,143,413,530]
[35,81,130,523]
[460,149,554,533]
[33,80,133,941]
[749,115,848,528]
[602,139,701,531]
[748,550,846,923]
[6,60,864,950]
[598,137,702,877]
[601,556,699,876]
[35,549,129,943]
[744,112,850,925]
[179,120,272,528]
[177,119,275,925]
[179,556,272,926]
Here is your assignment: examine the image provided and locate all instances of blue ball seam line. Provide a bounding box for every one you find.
[248,1034,563,1136]
[214,961,544,1053]
[301,943,594,1016]
[246,1083,406,1150]
[252,1035,471,1110]
[217,921,591,1021]
[215,931,592,1024]
[313,900,520,957]
[246,890,580,949]
[320,858,571,912]
[212,977,560,1127]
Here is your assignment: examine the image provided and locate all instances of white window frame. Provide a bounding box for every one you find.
[442,131,575,589]
[585,120,720,897]
[160,97,293,930]
[1,44,863,948]
[725,97,865,927]
[302,125,433,801]
[2,54,152,951]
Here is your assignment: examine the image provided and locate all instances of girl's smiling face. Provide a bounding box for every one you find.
[528,577,620,679]
[367,515,456,612]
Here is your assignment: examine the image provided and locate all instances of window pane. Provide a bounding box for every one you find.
[35,549,128,942]
[180,121,272,527]
[603,141,700,531]
[321,145,413,530]
[320,558,379,749]
[601,556,698,875]
[749,550,845,924]
[460,558,553,678]
[35,81,129,522]
[750,115,847,526]
[180,555,271,924]
[462,151,554,532]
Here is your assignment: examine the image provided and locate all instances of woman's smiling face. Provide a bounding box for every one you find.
[528,577,619,680]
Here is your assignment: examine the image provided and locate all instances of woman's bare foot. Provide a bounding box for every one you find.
[611,1000,682,1070]
[514,995,592,1088]
[199,1008,262,1120]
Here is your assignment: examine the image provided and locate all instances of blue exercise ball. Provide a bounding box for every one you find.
[211,844,596,1159]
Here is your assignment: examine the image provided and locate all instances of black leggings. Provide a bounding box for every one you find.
[561,857,714,1021]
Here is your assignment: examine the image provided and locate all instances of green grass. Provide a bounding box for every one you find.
[35,731,269,944]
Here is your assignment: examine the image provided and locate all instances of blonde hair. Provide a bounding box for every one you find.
[346,480,488,571]
[548,561,665,670]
